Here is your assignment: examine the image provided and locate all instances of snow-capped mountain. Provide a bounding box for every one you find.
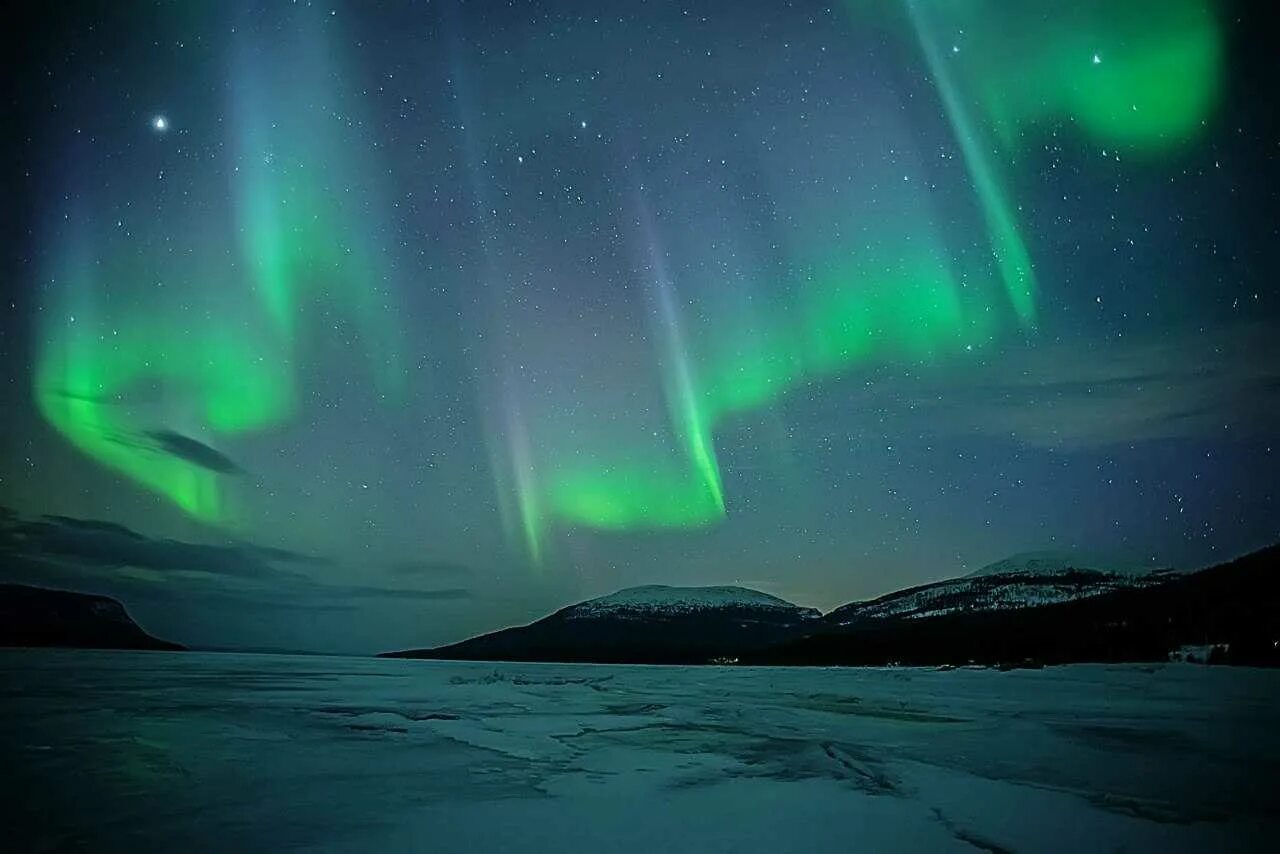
[383,584,821,664]
[384,546,1278,667]
[567,585,822,619]
[755,545,1280,668]
[382,560,1169,663]
[965,550,1160,579]
[824,555,1171,627]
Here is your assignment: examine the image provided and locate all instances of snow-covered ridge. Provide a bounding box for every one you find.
[551,553,1172,628]
[567,585,819,618]
[829,577,1130,625]
[967,550,1162,579]
[828,561,1170,626]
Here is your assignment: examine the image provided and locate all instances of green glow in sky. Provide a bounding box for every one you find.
[509,0,1224,558]
[514,227,997,560]
[34,241,285,523]
[32,0,1225,563]
[908,0,1037,328]
[913,0,1223,151]
[34,5,403,525]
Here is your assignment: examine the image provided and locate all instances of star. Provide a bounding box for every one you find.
[151,115,169,132]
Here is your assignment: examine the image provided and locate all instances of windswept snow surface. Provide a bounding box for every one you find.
[3,651,1277,852]
[569,584,818,617]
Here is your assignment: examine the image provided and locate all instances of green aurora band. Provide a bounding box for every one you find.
[35,5,402,526]
[34,0,1223,564]
[519,225,986,544]
[507,0,1224,560]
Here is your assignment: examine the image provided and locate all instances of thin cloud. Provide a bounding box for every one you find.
[337,584,471,601]
[9,516,293,579]
[894,322,1280,449]
[0,511,471,609]
[146,430,243,475]
[388,559,474,578]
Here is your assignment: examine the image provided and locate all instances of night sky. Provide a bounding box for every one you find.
[2,0,1278,654]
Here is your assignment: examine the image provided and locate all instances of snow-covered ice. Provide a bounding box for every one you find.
[2,650,1276,852]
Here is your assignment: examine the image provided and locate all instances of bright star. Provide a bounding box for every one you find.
[1092,53,1102,65]
[151,115,169,132]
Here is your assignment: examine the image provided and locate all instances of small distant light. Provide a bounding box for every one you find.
[152,115,169,132]
[1092,53,1102,65]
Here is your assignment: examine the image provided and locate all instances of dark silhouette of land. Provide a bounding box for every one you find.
[0,584,183,651]
[385,546,1280,668]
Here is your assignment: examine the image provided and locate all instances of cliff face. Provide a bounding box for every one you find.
[0,584,183,651]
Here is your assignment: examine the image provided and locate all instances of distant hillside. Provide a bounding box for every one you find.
[824,559,1171,626]
[381,584,821,664]
[753,545,1280,668]
[383,547,1279,668]
[964,550,1161,578]
[0,584,183,651]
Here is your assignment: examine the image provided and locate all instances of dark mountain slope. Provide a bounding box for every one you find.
[822,560,1169,627]
[749,545,1280,667]
[382,548,1278,667]
[0,584,183,651]
[382,585,821,664]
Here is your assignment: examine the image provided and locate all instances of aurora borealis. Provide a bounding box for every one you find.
[2,0,1278,652]
[31,7,406,526]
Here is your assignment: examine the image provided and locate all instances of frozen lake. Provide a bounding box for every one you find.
[3,651,1277,852]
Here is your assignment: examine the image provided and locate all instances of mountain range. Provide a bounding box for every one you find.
[4,546,1274,666]
[383,547,1280,667]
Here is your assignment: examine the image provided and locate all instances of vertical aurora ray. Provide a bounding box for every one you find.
[500,387,545,569]
[228,6,405,399]
[496,0,1228,547]
[517,202,997,542]
[492,78,1021,548]
[651,276,725,517]
[445,20,556,565]
[906,0,1037,329]
[896,0,1223,329]
[863,0,1221,331]
[639,201,725,518]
